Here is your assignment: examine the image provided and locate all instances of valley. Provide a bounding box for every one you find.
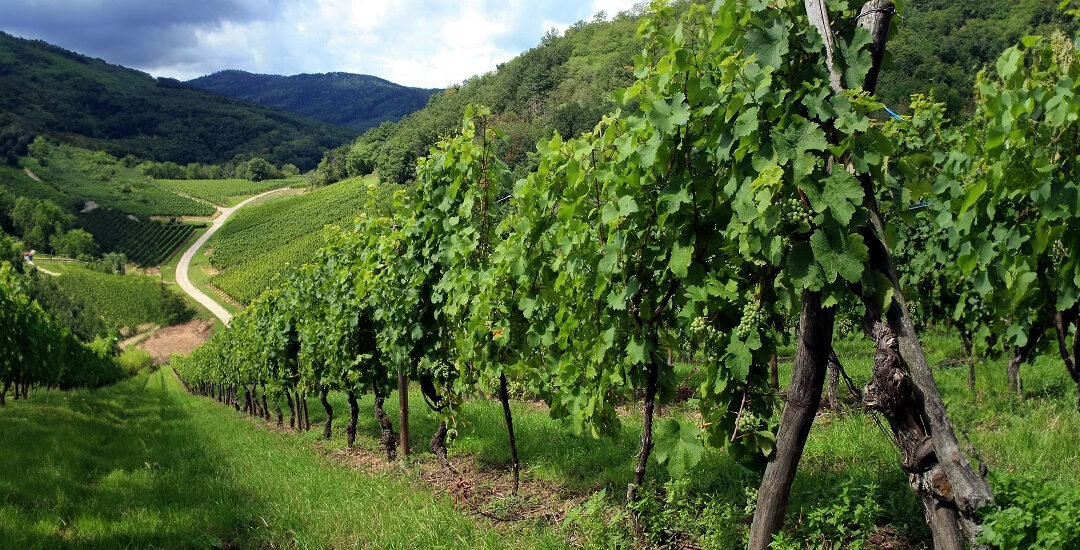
[3,2,1080,549]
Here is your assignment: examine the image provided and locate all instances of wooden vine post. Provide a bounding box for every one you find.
[750,2,992,549]
[398,370,410,457]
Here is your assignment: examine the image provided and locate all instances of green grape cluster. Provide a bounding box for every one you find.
[736,409,762,434]
[836,316,854,336]
[736,302,766,340]
[782,197,811,228]
[1054,240,1067,259]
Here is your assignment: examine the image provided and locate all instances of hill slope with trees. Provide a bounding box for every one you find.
[187,71,438,132]
[0,32,356,170]
[317,0,1072,188]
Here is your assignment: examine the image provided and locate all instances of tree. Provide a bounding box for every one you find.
[50,229,98,259]
[244,157,274,182]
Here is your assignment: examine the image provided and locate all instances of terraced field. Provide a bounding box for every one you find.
[208,176,394,303]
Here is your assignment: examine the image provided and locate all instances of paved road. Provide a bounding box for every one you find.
[175,188,287,325]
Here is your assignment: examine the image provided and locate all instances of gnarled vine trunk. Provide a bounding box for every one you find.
[286,390,296,429]
[398,371,410,457]
[347,391,359,449]
[1054,309,1080,412]
[498,372,520,494]
[430,420,453,472]
[320,386,333,440]
[626,358,659,505]
[261,383,271,421]
[373,396,397,459]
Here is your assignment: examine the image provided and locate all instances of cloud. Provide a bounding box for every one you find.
[0,0,643,87]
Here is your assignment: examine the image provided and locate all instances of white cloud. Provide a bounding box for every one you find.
[1,0,649,87]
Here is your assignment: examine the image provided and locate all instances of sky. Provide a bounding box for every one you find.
[0,0,644,88]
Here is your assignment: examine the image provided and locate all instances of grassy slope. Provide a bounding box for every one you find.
[0,369,564,550]
[0,332,1076,547]
[21,143,213,217]
[208,176,394,303]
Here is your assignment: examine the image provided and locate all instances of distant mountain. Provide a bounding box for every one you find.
[0,32,356,170]
[187,71,439,132]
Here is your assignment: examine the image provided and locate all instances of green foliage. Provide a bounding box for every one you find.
[877,0,1074,115]
[116,347,153,375]
[978,475,1080,550]
[0,32,356,170]
[187,70,438,132]
[242,157,276,182]
[17,141,214,217]
[895,33,1080,358]
[50,228,98,259]
[340,8,645,186]
[0,261,123,392]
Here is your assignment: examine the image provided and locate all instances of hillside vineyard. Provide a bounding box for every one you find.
[4,1,1080,549]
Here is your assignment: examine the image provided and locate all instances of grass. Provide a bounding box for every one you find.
[154,177,304,207]
[3,329,1076,548]
[288,328,1080,547]
[0,369,566,549]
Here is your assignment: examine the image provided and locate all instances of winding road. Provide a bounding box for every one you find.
[175,188,288,325]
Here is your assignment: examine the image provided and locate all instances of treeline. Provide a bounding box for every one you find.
[138,157,300,182]
[176,2,1080,547]
[0,260,126,404]
[0,32,355,170]
[876,0,1074,114]
[187,70,439,132]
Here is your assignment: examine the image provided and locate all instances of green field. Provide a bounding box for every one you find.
[154,177,305,207]
[32,260,192,337]
[20,143,214,217]
[0,369,562,549]
[207,176,394,303]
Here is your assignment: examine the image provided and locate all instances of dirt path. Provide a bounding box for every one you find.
[24,167,43,182]
[137,319,215,364]
[175,188,288,325]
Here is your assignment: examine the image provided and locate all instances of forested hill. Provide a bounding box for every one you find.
[325,0,1072,187]
[0,32,356,170]
[187,71,438,132]
[876,0,1070,114]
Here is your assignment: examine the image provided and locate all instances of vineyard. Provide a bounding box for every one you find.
[206,176,394,303]
[31,262,193,337]
[78,208,198,266]
[21,142,214,217]
[172,2,1080,549]
[154,177,304,206]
